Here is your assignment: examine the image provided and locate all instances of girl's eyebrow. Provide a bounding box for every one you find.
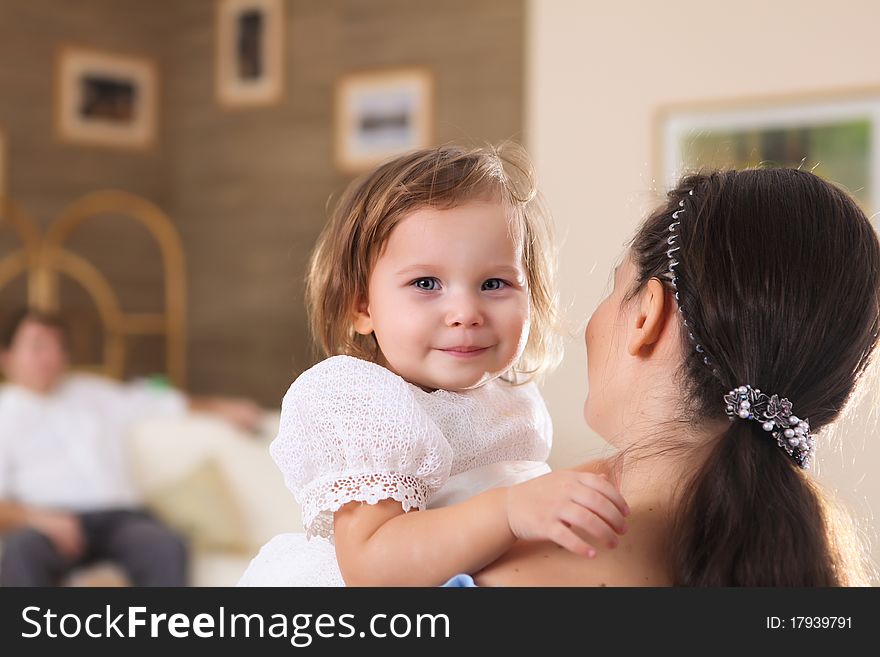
[491,265,525,279]
[395,264,438,276]
[395,264,523,277]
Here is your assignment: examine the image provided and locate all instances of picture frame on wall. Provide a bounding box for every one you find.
[335,68,434,174]
[215,0,284,107]
[656,89,880,216]
[56,46,158,150]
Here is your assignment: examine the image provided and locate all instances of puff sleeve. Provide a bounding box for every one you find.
[269,356,453,539]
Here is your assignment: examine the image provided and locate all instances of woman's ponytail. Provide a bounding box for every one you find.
[669,422,839,586]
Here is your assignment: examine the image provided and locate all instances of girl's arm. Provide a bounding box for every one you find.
[334,469,630,586]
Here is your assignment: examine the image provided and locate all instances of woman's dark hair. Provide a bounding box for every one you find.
[628,169,880,585]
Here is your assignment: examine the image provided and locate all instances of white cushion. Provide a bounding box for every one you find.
[129,412,301,554]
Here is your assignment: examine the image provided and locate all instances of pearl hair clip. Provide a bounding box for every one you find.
[724,385,815,469]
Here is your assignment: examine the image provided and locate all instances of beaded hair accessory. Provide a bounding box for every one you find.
[665,189,814,469]
[666,190,719,377]
[724,385,815,468]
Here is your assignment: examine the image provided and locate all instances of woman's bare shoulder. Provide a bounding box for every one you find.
[570,457,621,478]
[474,506,671,587]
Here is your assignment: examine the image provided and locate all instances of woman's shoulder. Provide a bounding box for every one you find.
[475,502,671,587]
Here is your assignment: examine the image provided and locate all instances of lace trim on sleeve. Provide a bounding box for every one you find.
[300,472,430,541]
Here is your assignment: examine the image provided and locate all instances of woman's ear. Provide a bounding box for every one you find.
[352,297,373,335]
[627,278,669,357]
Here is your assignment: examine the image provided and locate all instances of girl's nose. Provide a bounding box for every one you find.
[445,294,484,327]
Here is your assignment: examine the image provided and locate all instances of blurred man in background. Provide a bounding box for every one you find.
[0,309,262,586]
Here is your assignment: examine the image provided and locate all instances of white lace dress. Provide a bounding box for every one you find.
[238,355,552,586]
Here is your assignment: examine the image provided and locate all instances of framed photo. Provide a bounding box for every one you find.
[335,68,434,174]
[0,127,6,200]
[56,46,158,150]
[215,0,284,107]
[657,89,880,215]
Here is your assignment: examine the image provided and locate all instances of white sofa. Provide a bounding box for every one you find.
[128,411,301,586]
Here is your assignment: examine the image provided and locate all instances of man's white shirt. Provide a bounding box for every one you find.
[0,374,186,511]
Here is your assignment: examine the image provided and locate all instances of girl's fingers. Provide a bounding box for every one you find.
[577,472,630,516]
[569,485,629,535]
[550,522,596,558]
[558,502,620,548]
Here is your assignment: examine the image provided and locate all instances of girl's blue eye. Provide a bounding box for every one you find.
[482,278,506,291]
[413,278,439,291]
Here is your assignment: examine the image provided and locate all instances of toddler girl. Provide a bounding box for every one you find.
[239,144,628,586]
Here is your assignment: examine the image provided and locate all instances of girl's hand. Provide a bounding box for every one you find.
[505,470,629,557]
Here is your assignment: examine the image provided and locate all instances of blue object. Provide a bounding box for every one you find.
[441,573,478,587]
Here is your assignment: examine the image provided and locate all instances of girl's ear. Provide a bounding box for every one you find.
[627,277,669,357]
[352,297,373,335]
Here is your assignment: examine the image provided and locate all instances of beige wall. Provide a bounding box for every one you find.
[527,0,880,574]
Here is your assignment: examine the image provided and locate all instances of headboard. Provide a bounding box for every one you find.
[0,191,187,386]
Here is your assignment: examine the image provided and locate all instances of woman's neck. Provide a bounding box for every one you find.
[606,419,726,514]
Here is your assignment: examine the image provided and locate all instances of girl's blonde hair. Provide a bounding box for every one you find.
[306,142,562,383]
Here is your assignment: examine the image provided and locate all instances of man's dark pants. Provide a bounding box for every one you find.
[0,509,187,586]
